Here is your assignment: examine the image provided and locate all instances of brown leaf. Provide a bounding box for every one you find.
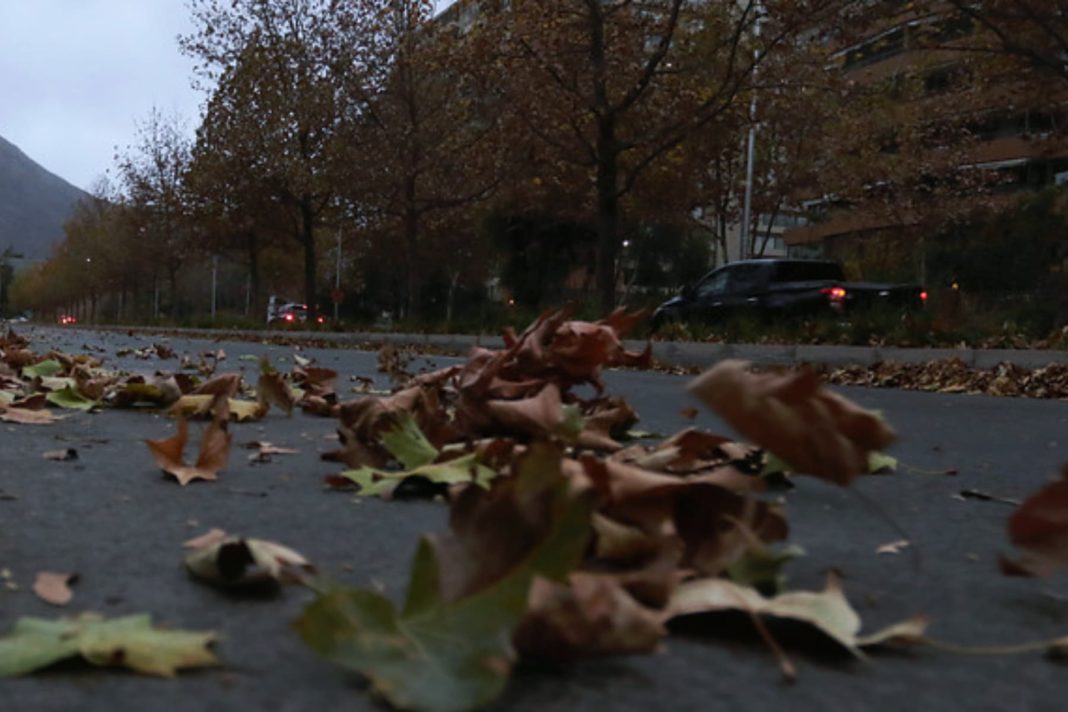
[1000,466,1068,577]
[42,449,78,462]
[667,571,928,661]
[579,457,783,576]
[257,372,295,415]
[0,406,62,425]
[33,571,77,606]
[513,572,667,659]
[184,534,313,589]
[483,383,567,439]
[192,373,241,398]
[145,414,232,486]
[688,361,896,486]
[183,528,229,549]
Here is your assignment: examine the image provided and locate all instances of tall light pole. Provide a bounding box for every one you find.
[211,254,219,322]
[333,226,342,322]
[738,2,763,262]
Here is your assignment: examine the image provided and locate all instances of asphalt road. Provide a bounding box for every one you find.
[2,326,1068,711]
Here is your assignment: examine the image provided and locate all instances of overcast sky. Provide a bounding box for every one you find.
[0,1,453,194]
[0,1,201,192]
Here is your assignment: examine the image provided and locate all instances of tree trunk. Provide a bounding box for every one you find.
[301,198,317,320]
[404,175,420,321]
[246,230,260,318]
[595,137,620,314]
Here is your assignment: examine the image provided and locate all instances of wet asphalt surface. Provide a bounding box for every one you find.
[2,325,1068,711]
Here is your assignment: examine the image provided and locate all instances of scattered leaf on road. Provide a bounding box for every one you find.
[297,444,592,712]
[32,572,77,606]
[688,361,896,486]
[876,539,911,555]
[145,414,232,486]
[184,533,312,589]
[1000,466,1068,577]
[0,613,217,677]
[42,449,78,461]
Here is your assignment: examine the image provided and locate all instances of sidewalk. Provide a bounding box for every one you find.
[82,325,1068,371]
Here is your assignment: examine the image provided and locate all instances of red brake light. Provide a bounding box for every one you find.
[820,287,847,300]
[284,313,294,322]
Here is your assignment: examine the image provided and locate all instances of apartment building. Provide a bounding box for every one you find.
[783,4,1068,259]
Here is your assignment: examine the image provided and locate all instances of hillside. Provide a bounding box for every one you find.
[0,135,87,259]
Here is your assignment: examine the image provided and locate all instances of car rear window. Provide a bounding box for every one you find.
[771,261,843,283]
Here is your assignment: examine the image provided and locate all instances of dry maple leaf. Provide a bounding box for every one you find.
[688,360,896,486]
[32,572,77,607]
[257,371,296,415]
[667,571,928,679]
[1000,465,1068,577]
[0,406,62,425]
[513,572,667,659]
[876,539,911,555]
[145,415,232,486]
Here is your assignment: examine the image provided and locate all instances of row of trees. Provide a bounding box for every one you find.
[12,0,1067,324]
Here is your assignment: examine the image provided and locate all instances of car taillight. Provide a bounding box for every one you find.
[284,313,294,322]
[920,290,928,303]
[820,287,847,300]
[317,316,325,324]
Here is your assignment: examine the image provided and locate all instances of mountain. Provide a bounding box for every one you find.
[0,135,88,259]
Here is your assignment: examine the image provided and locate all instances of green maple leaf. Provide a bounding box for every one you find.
[45,386,99,411]
[0,613,218,677]
[339,453,498,498]
[339,414,497,497]
[297,445,592,711]
[22,360,63,379]
[380,413,439,469]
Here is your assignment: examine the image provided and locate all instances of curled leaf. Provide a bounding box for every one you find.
[688,361,896,485]
[184,533,313,589]
[145,414,232,486]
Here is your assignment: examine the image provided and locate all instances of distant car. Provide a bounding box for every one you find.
[267,302,325,326]
[57,314,77,325]
[651,258,926,331]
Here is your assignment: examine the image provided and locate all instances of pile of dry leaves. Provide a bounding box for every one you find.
[3,315,1068,710]
[824,359,1068,399]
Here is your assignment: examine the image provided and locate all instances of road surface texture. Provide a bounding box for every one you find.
[2,325,1067,711]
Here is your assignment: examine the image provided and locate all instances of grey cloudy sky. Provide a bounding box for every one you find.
[0,1,454,194]
[0,1,201,192]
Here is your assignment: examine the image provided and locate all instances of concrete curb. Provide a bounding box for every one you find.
[72,324,1068,371]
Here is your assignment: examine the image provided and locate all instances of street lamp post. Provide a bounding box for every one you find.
[334,227,341,323]
[738,2,763,262]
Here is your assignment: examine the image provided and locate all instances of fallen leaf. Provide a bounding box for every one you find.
[182,528,228,549]
[145,415,232,486]
[42,449,78,462]
[513,573,667,659]
[0,613,217,677]
[22,360,63,379]
[32,572,77,606]
[667,572,927,677]
[296,444,592,712]
[184,534,313,589]
[688,361,896,486]
[0,406,62,425]
[257,371,295,416]
[876,539,911,555]
[244,441,299,464]
[45,386,99,411]
[1000,466,1068,577]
